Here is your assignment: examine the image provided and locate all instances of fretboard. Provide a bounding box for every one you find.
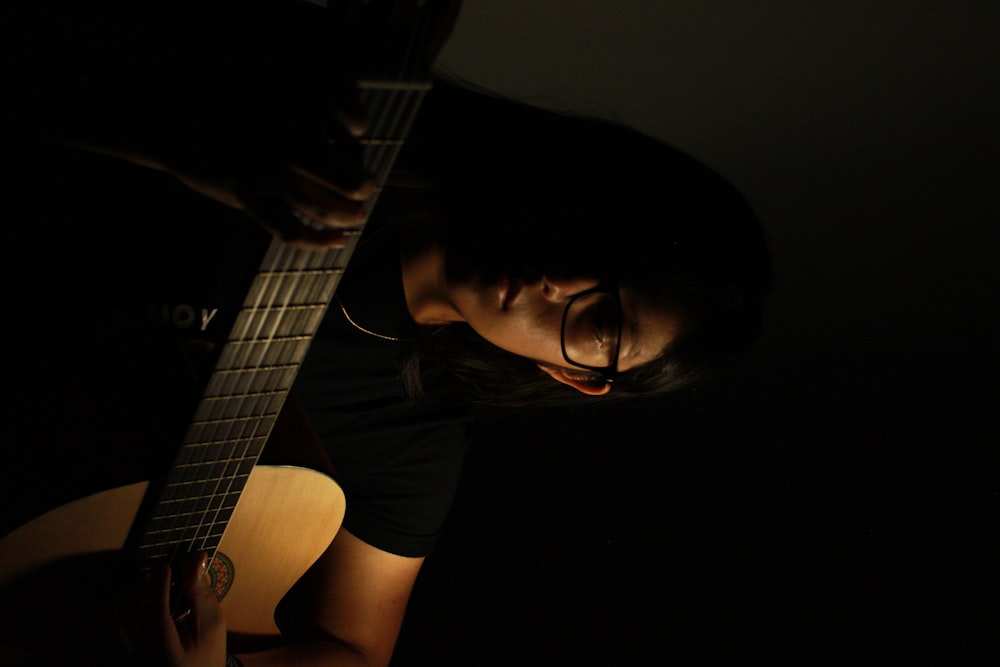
[129,79,431,567]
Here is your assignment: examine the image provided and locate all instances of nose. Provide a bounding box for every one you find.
[540,275,600,302]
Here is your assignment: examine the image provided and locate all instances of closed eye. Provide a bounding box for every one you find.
[588,299,619,350]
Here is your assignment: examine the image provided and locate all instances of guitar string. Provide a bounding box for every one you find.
[168,10,438,567]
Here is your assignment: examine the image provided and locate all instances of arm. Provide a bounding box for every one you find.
[236,529,425,667]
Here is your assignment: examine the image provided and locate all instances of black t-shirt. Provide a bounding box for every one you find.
[3,143,472,558]
[294,222,473,557]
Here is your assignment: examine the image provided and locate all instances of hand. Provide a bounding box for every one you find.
[158,94,377,251]
[179,0,468,249]
[152,52,378,251]
[126,552,227,667]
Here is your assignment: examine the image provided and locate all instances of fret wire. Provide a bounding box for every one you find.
[215,375,295,400]
[380,89,426,184]
[161,487,236,508]
[221,334,314,345]
[200,389,288,402]
[228,309,326,342]
[168,465,257,488]
[155,493,244,519]
[256,268,344,277]
[138,528,228,551]
[147,512,235,530]
[194,399,280,427]
[211,368,299,387]
[378,89,411,175]
[152,497,239,519]
[151,491,241,518]
[145,519,234,537]
[148,504,238,528]
[359,87,388,175]
[155,493,244,515]
[191,396,284,425]
[192,420,270,435]
[245,274,345,305]
[186,427,273,447]
[144,528,228,546]
[185,410,275,434]
[174,442,268,459]
[370,88,405,177]
[168,453,256,475]
[217,337,313,370]
[211,362,301,375]
[163,472,251,491]
[145,520,235,538]
[235,303,329,317]
[187,413,279,429]
[165,458,256,485]
[151,491,240,512]
[182,435,272,457]
[162,473,253,507]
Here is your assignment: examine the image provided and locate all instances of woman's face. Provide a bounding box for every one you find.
[445,273,685,395]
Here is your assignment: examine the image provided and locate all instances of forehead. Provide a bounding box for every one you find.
[616,286,685,372]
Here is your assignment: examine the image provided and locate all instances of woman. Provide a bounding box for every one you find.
[109,73,767,667]
[1,3,770,666]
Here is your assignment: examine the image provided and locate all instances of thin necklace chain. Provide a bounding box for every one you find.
[336,295,409,341]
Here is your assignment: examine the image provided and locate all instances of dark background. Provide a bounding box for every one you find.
[393,3,998,665]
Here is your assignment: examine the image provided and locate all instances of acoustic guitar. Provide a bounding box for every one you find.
[0,1,455,662]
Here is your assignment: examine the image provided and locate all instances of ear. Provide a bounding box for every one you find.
[537,364,612,396]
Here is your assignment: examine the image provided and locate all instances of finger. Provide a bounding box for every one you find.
[235,186,350,250]
[154,563,174,620]
[288,151,378,202]
[330,93,369,138]
[175,553,227,666]
[124,564,184,667]
[283,173,372,229]
[182,553,223,629]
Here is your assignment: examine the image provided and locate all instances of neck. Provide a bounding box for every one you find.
[400,234,462,326]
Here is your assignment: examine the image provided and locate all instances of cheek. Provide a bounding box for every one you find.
[478,309,565,364]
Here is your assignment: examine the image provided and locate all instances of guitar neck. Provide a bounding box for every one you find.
[126,78,432,569]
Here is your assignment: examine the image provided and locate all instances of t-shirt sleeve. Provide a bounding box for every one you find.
[329,404,472,558]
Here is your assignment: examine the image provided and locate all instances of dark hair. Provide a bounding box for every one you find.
[383,74,772,410]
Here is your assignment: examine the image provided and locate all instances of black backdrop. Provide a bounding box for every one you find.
[391,2,999,665]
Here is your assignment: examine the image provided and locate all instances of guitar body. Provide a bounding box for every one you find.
[0,465,344,664]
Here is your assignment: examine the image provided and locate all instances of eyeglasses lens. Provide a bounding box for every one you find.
[562,292,621,369]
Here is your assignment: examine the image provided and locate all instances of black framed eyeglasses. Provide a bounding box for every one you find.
[559,281,623,385]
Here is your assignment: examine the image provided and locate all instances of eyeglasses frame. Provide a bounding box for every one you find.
[559,280,623,385]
